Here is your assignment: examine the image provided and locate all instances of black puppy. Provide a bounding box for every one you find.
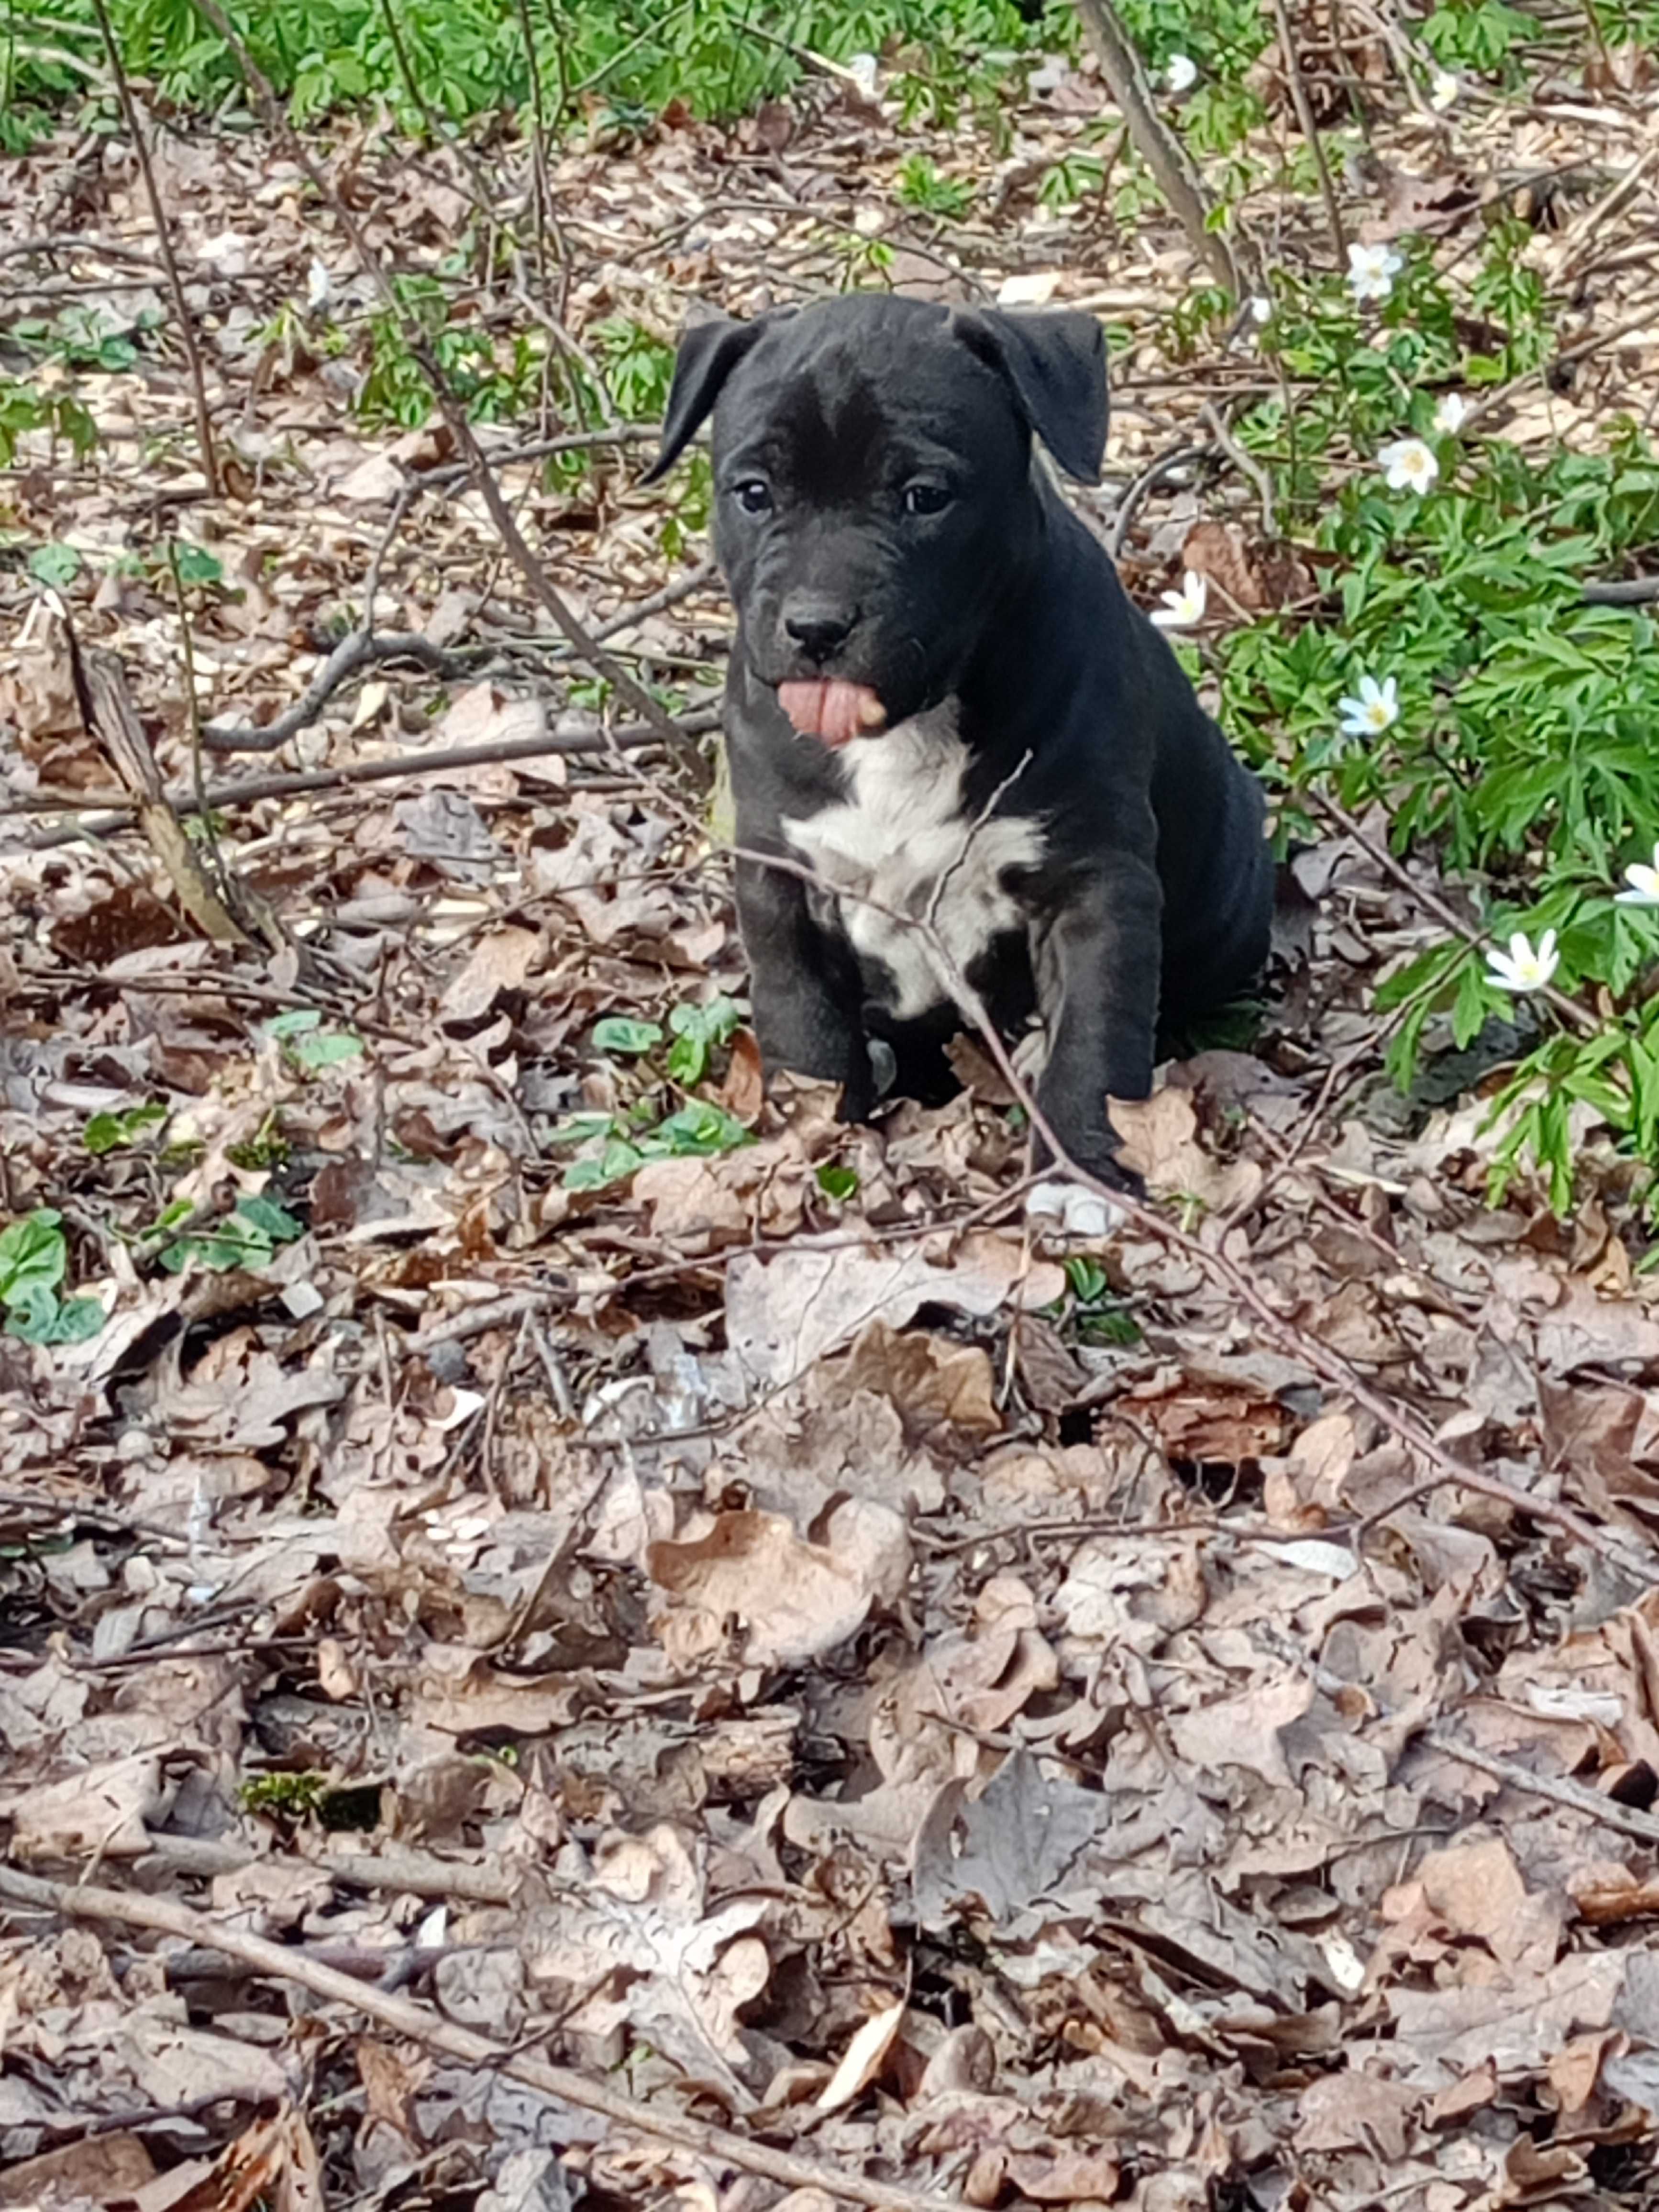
[646,294,1272,1192]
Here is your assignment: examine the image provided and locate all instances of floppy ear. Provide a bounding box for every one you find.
[951,308,1108,484]
[641,312,773,484]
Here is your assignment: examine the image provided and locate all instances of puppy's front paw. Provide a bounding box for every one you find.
[1026,1178,1127,1240]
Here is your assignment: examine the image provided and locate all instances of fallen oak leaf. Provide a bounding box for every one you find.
[726,1234,1062,1388]
[818,1999,908,2113]
[647,1502,911,1668]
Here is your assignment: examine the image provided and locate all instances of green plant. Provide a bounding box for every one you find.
[264,1007,366,1072]
[84,1102,168,1155]
[558,998,752,1190]
[0,377,96,466]
[1060,1254,1140,1346]
[0,1210,105,1344]
[1208,230,1659,1211]
[896,154,974,219]
[151,1192,305,1273]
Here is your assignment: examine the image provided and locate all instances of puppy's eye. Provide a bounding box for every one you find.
[732,480,774,515]
[903,483,952,517]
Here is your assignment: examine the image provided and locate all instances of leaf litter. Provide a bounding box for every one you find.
[5,19,1659,2212]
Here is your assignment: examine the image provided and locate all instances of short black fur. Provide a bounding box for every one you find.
[651,294,1273,1185]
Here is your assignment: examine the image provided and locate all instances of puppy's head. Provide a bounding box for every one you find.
[644,295,1107,745]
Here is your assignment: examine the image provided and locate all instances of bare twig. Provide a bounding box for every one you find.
[0,1865,962,2212]
[85,0,220,497]
[203,632,474,752]
[1068,0,1241,292]
[420,423,657,488]
[1199,399,1277,538]
[1313,792,1597,1038]
[1266,0,1348,264]
[181,0,712,794]
[1582,575,1659,606]
[1424,1727,1659,1846]
[1108,443,1210,558]
[8,708,723,856]
[65,626,249,947]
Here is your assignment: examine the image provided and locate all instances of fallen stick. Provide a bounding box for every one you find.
[9,708,723,855]
[0,1864,961,2212]
[1424,1727,1659,1847]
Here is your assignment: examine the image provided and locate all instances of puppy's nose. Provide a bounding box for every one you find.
[783,600,858,662]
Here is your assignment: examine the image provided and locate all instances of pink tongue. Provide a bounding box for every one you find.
[777,679,886,747]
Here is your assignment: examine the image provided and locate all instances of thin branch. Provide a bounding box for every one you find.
[9,709,724,854]
[1067,0,1242,292]
[202,632,476,753]
[1424,1726,1659,1846]
[1199,399,1277,539]
[0,1865,963,2212]
[1313,791,1597,1038]
[1265,0,1347,265]
[1108,443,1210,558]
[181,0,711,794]
[85,0,220,497]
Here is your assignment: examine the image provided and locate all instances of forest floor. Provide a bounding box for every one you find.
[5,19,1659,2212]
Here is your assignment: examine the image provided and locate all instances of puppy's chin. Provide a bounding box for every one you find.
[775,678,889,748]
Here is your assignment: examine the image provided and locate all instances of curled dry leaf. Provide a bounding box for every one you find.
[647,1502,911,1668]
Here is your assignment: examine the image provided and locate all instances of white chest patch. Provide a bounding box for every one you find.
[781,709,1045,1020]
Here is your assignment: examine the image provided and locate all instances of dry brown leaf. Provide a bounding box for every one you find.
[818,1999,907,2112]
[726,1234,1063,1386]
[440,925,542,1021]
[1108,1088,1261,1212]
[647,1501,911,1667]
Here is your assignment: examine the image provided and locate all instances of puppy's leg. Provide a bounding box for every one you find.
[1031,857,1162,1188]
[735,853,873,1119]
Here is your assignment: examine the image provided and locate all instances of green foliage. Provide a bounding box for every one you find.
[5,0,1066,141]
[816,1162,860,1201]
[1417,0,1538,74]
[1060,1254,1140,1346]
[1211,230,1659,1213]
[0,1210,105,1345]
[896,154,974,219]
[153,1192,305,1273]
[26,542,81,588]
[264,1007,366,1072]
[560,997,754,1190]
[666,997,741,1086]
[592,1016,663,1057]
[0,377,97,467]
[84,1102,168,1155]
[241,1770,327,1817]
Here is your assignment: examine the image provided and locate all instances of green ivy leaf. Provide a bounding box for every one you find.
[816,1163,860,1201]
[234,1194,304,1242]
[27,541,81,588]
[50,1296,107,1344]
[4,1281,63,1341]
[290,1028,365,1070]
[0,1210,67,1303]
[84,1102,167,1155]
[592,1017,663,1056]
[170,542,224,586]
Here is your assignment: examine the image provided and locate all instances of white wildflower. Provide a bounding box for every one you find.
[1433,391,1469,434]
[1486,929,1559,993]
[1347,240,1404,303]
[1615,843,1659,906]
[1165,53,1198,93]
[1430,70,1460,111]
[1379,437,1440,494]
[1338,675,1400,737]
[1150,570,1208,629]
